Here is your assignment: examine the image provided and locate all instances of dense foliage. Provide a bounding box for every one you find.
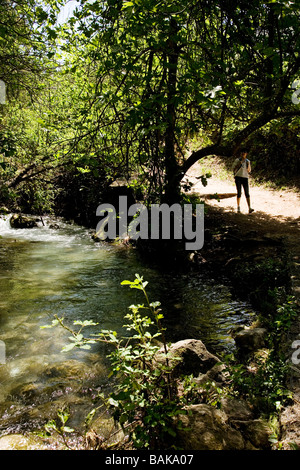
[0,0,300,211]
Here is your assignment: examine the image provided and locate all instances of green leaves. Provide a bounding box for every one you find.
[2,0,300,211]
[40,317,62,329]
[121,273,148,290]
[35,6,48,24]
[61,333,97,352]
[41,316,99,351]
[122,1,135,8]
[45,408,74,441]
[42,274,185,449]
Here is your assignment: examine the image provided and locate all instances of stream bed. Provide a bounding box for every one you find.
[0,214,255,445]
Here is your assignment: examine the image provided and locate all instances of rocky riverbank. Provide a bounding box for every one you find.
[0,203,299,450]
[183,203,300,451]
[123,202,299,450]
[167,339,273,450]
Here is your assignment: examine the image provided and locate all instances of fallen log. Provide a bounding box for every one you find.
[196,192,237,200]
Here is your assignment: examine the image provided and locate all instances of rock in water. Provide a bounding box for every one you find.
[10,214,38,229]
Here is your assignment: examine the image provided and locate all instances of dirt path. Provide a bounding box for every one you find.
[186,163,300,287]
[187,167,300,293]
[186,162,300,449]
[187,165,300,220]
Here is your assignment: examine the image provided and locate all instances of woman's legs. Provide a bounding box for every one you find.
[246,197,254,212]
[243,179,254,213]
[235,177,242,212]
[235,177,254,213]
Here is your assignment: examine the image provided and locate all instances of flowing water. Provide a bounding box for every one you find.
[0,214,254,445]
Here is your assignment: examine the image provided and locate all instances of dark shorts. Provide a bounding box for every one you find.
[235,176,250,198]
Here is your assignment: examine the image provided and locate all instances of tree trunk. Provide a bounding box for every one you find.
[163,17,181,204]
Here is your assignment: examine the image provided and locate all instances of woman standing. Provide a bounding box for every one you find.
[232,150,255,214]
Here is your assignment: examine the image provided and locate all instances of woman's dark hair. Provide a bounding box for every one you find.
[238,146,248,155]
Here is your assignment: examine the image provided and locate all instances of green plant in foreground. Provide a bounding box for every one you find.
[105,275,183,449]
[43,408,75,449]
[228,308,296,413]
[226,355,292,415]
[42,274,185,449]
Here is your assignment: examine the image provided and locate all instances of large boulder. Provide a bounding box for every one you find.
[0,206,10,214]
[0,434,48,450]
[230,418,272,449]
[175,401,272,450]
[220,397,253,421]
[233,327,267,355]
[176,404,245,450]
[158,339,220,378]
[10,214,38,229]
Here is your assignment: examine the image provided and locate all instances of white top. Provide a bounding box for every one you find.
[233,158,251,178]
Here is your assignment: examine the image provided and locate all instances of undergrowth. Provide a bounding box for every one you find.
[41,271,299,450]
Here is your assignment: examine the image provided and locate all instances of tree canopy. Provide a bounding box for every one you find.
[1,0,300,209]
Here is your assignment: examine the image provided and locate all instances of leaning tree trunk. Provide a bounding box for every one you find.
[163,17,181,204]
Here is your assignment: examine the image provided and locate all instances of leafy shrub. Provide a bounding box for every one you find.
[231,258,291,316]
[227,353,292,414]
[226,296,299,414]
[43,274,186,449]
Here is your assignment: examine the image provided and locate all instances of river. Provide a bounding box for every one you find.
[0,214,254,444]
